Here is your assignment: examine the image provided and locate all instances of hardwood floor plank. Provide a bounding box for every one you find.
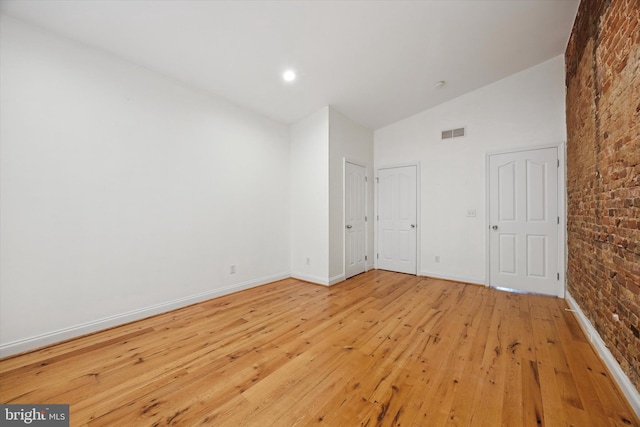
[521,359,546,427]
[1,270,637,426]
[441,288,496,426]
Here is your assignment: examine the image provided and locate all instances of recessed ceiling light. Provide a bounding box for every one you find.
[283,69,296,82]
[434,80,446,89]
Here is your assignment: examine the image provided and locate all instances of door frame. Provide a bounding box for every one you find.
[375,162,421,274]
[484,143,566,297]
[344,158,369,278]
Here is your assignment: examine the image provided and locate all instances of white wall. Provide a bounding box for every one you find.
[328,108,374,281]
[290,107,330,283]
[0,16,291,355]
[289,106,374,285]
[0,13,564,356]
[374,55,567,284]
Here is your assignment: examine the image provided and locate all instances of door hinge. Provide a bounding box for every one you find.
[376,177,379,183]
[365,255,368,261]
[365,216,367,222]
[557,272,560,280]
[377,253,379,259]
[557,159,560,167]
[557,217,560,224]
[377,215,379,220]
[365,176,368,182]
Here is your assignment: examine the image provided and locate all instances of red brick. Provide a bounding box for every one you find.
[566,0,640,391]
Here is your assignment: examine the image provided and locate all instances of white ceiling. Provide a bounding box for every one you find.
[0,0,580,130]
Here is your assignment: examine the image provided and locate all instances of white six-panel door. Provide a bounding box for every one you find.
[489,147,559,295]
[377,165,417,275]
[345,162,367,279]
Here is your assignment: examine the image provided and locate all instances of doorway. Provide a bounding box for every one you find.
[345,161,367,279]
[377,165,418,275]
[487,147,560,296]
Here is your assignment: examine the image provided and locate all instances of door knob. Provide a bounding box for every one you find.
[411,224,416,228]
[491,225,498,230]
[346,225,353,229]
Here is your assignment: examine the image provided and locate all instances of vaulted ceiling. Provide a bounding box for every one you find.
[0,0,580,130]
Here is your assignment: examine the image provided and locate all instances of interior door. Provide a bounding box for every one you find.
[345,162,367,279]
[489,147,559,295]
[377,165,417,275]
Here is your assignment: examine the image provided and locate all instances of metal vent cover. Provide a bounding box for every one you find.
[441,127,465,140]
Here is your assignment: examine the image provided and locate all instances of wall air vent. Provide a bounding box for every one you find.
[441,127,466,140]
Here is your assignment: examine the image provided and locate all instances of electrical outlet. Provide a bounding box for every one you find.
[466,209,476,217]
[230,264,236,274]
[435,256,440,263]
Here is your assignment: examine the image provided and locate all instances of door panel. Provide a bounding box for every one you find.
[527,235,546,277]
[489,147,558,295]
[499,234,517,274]
[377,165,417,275]
[345,162,367,279]
[499,162,516,221]
[527,161,544,220]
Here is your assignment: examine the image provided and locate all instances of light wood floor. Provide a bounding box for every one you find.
[0,270,637,426]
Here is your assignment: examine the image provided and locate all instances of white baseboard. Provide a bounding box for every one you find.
[0,272,289,358]
[566,291,640,417]
[290,273,330,286]
[290,273,345,286]
[329,274,345,285]
[419,270,485,286]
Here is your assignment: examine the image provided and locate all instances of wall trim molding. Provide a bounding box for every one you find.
[419,271,484,286]
[0,272,290,358]
[328,274,345,285]
[566,291,640,417]
[290,273,330,286]
[290,273,345,286]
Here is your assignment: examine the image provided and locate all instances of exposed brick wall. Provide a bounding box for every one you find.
[566,0,640,391]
